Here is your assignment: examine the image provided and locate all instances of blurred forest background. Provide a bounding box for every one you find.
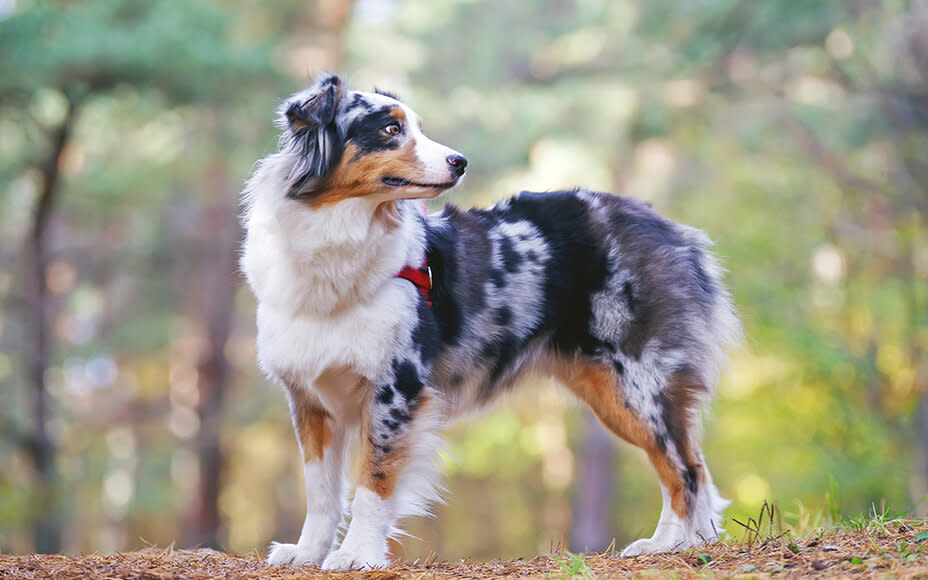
[1,0,928,562]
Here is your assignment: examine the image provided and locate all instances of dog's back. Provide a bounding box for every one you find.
[424,190,739,414]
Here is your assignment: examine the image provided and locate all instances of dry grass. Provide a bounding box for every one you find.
[1,517,926,579]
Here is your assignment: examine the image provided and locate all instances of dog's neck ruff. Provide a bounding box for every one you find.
[241,155,428,316]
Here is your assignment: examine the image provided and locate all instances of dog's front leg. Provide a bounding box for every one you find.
[268,382,347,566]
[322,368,441,571]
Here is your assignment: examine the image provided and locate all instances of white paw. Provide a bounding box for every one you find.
[321,547,388,571]
[266,541,328,566]
[621,537,689,557]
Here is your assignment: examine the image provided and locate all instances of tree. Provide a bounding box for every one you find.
[0,0,279,552]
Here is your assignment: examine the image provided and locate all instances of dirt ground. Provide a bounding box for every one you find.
[1,519,926,579]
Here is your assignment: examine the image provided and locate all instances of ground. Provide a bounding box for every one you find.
[2,518,926,579]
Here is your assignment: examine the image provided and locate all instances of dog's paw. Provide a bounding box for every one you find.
[321,547,388,571]
[621,537,687,557]
[266,541,327,566]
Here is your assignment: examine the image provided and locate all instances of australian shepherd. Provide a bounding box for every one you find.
[240,74,741,570]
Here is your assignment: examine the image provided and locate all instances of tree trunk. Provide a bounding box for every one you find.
[187,158,241,549]
[25,95,79,554]
[570,408,617,552]
[318,0,356,69]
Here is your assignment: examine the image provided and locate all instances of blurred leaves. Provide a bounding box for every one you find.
[0,0,276,102]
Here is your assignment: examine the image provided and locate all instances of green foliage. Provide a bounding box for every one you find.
[549,551,595,580]
[837,502,913,540]
[0,0,276,102]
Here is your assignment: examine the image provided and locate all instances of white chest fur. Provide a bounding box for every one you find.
[240,155,425,411]
[254,283,413,407]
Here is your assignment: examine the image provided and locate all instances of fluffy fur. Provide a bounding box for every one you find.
[241,74,741,571]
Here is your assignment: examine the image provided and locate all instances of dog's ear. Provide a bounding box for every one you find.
[285,74,341,132]
[281,74,346,200]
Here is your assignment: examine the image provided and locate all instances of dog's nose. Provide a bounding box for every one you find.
[447,154,468,176]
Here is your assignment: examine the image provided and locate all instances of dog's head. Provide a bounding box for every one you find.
[278,74,467,207]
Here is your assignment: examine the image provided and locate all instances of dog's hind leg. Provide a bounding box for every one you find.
[564,361,728,557]
[267,380,348,566]
[322,364,444,571]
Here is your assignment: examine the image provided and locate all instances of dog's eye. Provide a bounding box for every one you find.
[383,122,402,136]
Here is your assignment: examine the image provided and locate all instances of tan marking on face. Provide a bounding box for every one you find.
[282,379,333,463]
[563,362,698,519]
[389,107,406,122]
[303,142,423,210]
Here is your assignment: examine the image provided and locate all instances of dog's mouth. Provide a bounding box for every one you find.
[382,176,458,189]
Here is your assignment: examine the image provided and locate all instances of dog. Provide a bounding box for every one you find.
[240,74,741,571]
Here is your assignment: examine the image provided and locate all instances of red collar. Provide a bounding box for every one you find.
[396,257,432,307]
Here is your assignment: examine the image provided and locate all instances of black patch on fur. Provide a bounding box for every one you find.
[426,206,496,347]
[382,419,400,431]
[596,341,616,354]
[489,269,506,288]
[494,306,512,327]
[618,278,651,360]
[498,236,523,273]
[389,407,411,423]
[392,360,423,400]
[346,107,402,155]
[374,443,391,453]
[684,465,699,495]
[620,304,652,359]
[376,386,394,405]
[478,341,494,361]
[285,75,345,200]
[492,192,609,356]
[658,389,699,501]
[655,433,667,452]
[612,359,625,376]
[412,297,440,364]
[345,92,374,114]
[479,333,521,399]
[372,471,386,480]
[451,213,491,311]
[426,216,463,346]
[622,281,637,312]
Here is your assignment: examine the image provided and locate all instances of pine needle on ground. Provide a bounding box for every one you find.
[1,518,926,579]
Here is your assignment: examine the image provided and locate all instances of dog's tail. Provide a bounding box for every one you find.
[683,225,744,396]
